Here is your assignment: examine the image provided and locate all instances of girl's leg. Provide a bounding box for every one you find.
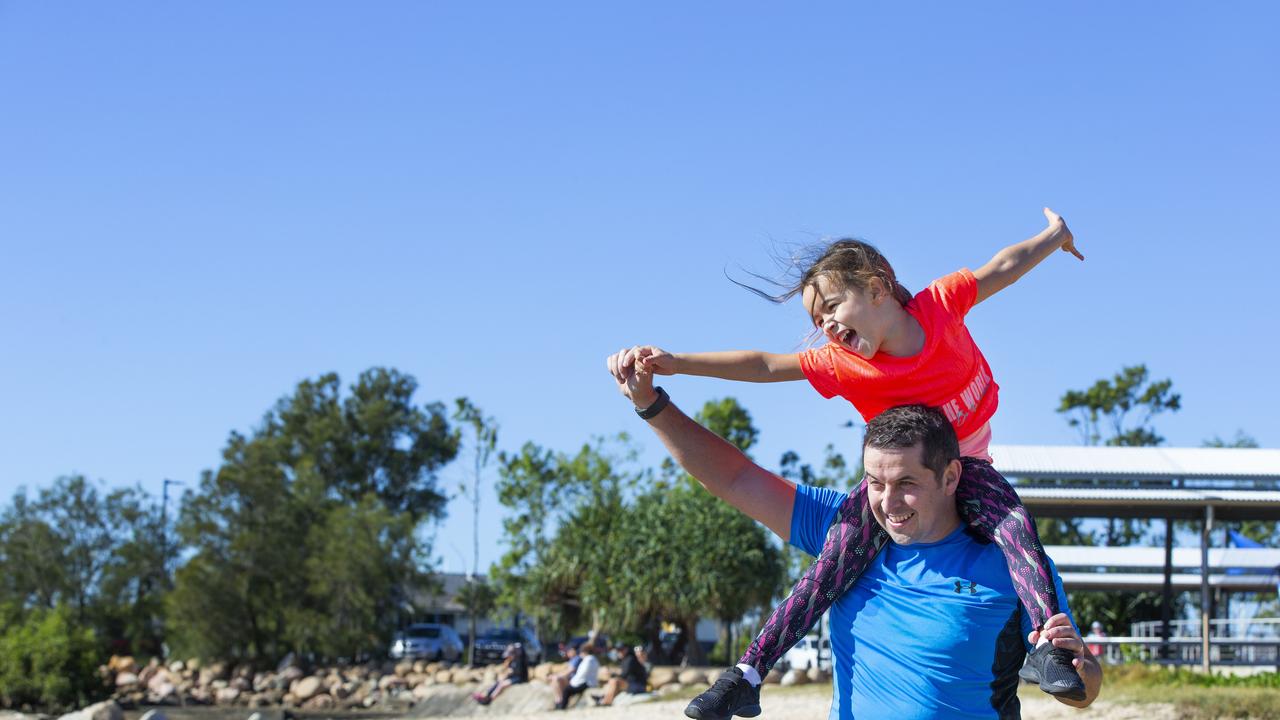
[953,457,1058,629]
[738,482,889,675]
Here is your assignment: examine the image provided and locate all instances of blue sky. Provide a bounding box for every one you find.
[2,2,1277,575]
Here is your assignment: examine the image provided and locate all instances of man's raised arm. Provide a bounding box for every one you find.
[607,347,796,541]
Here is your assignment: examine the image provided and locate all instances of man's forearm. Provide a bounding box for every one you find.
[641,396,794,540]
[645,400,756,499]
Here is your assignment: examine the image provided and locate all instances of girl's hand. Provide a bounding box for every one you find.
[1044,207,1084,261]
[633,346,678,376]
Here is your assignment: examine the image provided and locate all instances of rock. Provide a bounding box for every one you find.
[114,673,139,688]
[215,687,241,704]
[167,660,185,674]
[146,682,177,704]
[186,658,202,671]
[677,669,707,685]
[433,670,452,684]
[278,666,304,684]
[412,660,426,674]
[109,656,138,675]
[56,700,123,720]
[292,677,322,702]
[394,661,412,677]
[807,666,830,683]
[412,683,433,700]
[780,668,809,686]
[301,694,334,710]
[763,668,784,684]
[378,675,406,691]
[649,667,677,688]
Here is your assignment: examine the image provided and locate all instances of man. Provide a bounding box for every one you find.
[552,640,600,710]
[607,361,1101,719]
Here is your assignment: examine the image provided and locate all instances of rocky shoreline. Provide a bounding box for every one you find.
[5,655,836,720]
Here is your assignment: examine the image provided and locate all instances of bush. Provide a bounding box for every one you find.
[0,604,105,711]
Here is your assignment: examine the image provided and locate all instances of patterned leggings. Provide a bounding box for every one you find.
[739,457,1058,675]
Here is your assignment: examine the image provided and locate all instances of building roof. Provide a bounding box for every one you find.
[1014,486,1280,521]
[985,444,1280,520]
[990,444,1280,483]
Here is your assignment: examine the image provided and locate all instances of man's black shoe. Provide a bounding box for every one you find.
[1018,642,1086,701]
[684,667,761,720]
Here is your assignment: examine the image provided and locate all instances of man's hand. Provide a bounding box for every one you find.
[1027,613,1085,667]
[1043,207,1084,261]
[606,346,659,408]
[1028,612,1103,707]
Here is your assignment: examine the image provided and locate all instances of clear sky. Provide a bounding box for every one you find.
[2,2,1277,576]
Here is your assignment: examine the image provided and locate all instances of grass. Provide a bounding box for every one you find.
[1093,665,1280,719]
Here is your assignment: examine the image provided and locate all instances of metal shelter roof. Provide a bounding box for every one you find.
[989,444,1280,521]
[990,444,1280,483]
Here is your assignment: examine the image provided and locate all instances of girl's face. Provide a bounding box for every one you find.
[802,274,889,359]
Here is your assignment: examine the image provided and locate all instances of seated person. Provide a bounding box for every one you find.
[471,643,528,705]
[551,642,600,710]
[595,644,651,706]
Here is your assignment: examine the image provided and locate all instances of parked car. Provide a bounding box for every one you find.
[782,634,831,671]
[473,627,543,666]
[390,623,464,662]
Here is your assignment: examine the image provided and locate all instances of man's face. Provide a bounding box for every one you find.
[863,443,961,545]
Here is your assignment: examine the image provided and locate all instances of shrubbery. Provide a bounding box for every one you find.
[0,604,105,711]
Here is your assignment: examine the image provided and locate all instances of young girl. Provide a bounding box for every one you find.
[615,208,1086,718]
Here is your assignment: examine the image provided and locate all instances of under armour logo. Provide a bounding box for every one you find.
[954,580,977,595]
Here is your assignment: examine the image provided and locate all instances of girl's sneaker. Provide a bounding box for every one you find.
[683,667,761,720]
[1018,643,1086,701]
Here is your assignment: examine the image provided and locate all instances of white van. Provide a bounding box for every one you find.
[782,634,831,671]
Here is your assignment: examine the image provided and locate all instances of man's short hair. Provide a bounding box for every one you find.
[862,405,960,480]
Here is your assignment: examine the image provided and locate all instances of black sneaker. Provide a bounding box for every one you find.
[684,667,761,720]
[1018,642,1086,701]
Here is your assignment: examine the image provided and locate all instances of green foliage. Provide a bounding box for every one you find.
[1057,364,1181,447]
[0,477,165,658]
[0,603,103,711]
[166,368,453,664]
[1050,364,1184,631]
[491,398,784,665]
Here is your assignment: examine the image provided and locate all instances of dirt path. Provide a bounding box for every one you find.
[446,685,1176,719]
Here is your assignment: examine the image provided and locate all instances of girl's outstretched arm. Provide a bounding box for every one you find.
[612,346,805,383]
[973,208,1083,305]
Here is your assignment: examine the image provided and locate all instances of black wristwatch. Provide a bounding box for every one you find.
[635,386,670,420]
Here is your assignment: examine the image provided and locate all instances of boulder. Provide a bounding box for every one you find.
[807,666,830,683]
[114,673,139,688]
[678,669,707,685]
[292,676,322,702]
[301,694,335,710]
[763,668,784,685]
[214,688,241,705]
[56,700,123,720]
[649,667,677,688]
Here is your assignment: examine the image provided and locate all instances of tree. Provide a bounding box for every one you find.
[1058,364,1181,447]
[1050,365,1184,632]
[0,477,163,659]
[453,398,498,663]
[167,368,456,664]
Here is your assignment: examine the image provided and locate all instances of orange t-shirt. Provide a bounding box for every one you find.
[798,269,998,456]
